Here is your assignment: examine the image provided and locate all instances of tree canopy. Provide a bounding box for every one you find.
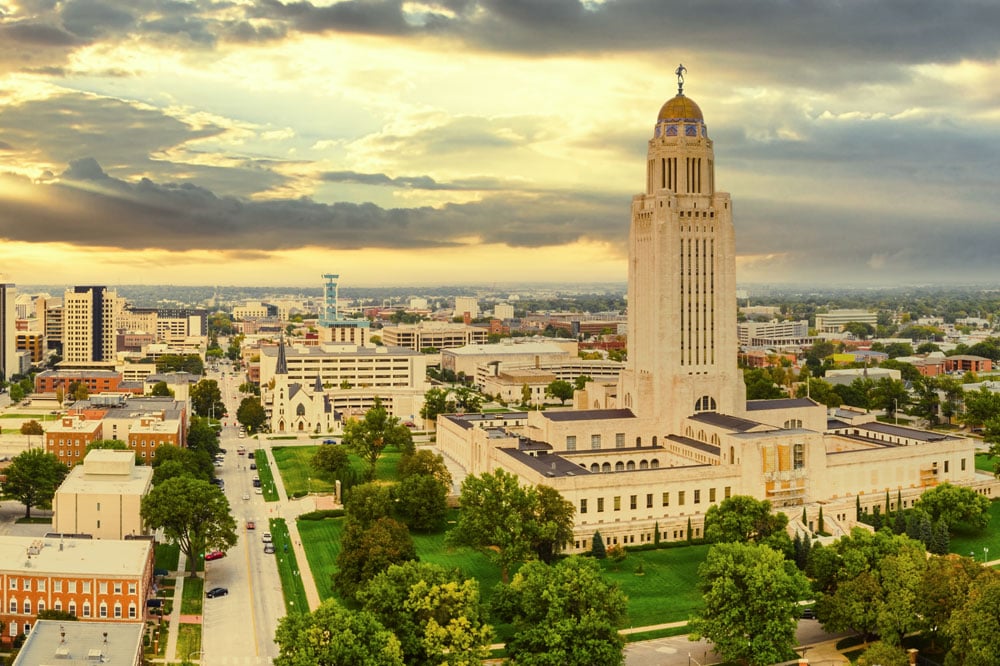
[140,476,237,577]
[190,379,227,418]
[274,599,404,666]
[545,379,574,404]
[689,542,809,666]
[4,449,69,519]
[492,556,627,666]
[236,396,266,433]
[333,516,417,600]
[915,483,991,531]
[703,495,790,550]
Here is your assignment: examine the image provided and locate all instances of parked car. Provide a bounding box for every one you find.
[247,452,255,459]
[322,439,336,445]
[254,487,263,494]
[206,587,229,598]
[242,492,250,501]
[800,606,816,620]
[249,463,257,470]
[262,533,272,543]
[264,543,275,554]
[204,550,225,561]
[246,520,255,530]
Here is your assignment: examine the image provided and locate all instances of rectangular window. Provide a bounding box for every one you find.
[962,458,967,471]
[114,583,122,595]
[613,496,621,511]
[54,580,62,593]
[566,435,576,451]
[114,605,122,618]
[82,581,91,594]
[99,582,107,594]
[597,498,605,512]
[9,579,16,590]
[128,583,137,595]
[630,495,637,510]
[724,486,731,499]
[615,433,625,449]
[37,580,45,592]
[646,493,653,508]
[709,488,716,502]
[580,499,587,514]
[662,492,669,506]
[591,434,601,450]
[69,581,77,593]
[944,460,950,473]
[129,605,136,618]
[678,491,686,506]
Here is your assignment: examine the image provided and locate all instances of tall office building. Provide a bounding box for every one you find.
[63,286,124,365]
[0,280,16,380]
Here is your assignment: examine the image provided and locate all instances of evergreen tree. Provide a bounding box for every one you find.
[930,520,950,555]
[591,530,607,559]
[885,490,891,516]
[686,517,693,543]
[918,513,933,547]
[802,507,808,527]
[856,495,862,521]
[897,489,903,513]
[871,505,883,531]
[793,533,808,570]
[653,521,660,546]
[818,507,825,534]
[893,508,907,535]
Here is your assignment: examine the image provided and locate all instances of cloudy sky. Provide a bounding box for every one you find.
[1,0,998,288]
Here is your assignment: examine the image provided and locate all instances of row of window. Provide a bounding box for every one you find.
[7,579,135,595]
[572,525,704,550]
[579,486,733,514]
[565,433,630,451]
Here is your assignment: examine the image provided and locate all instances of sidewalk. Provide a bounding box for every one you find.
[163,552,188,663]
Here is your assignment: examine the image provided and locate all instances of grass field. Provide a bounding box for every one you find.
[270,518,310,615]
[253,450,280,502]
[181,577,204,615]
[975,452,997,474]
[272,445,404,496]
[950,499,1000,560]
[296,515,707,629]
[175,624,202,661]
[155,543,180,571]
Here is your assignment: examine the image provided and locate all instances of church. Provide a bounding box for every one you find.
[437,70,993,552]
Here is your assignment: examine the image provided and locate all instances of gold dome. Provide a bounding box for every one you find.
[657,95,703,122]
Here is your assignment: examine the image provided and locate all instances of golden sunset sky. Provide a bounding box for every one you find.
[1,1,998,287]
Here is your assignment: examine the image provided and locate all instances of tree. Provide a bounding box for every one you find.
[393,474,448,532]
[150,381,173,397]
[744,368,785,400]
[493,557,627,666]
[333,517,417,600]
[703,495,790,552]
[915,483,991,531]
[398,450,452,488]
[186,416,220,457]
[140,476,237,577]
[856,641,908,666]
[843,321,875,340]
[531,484,576,564]
[689,542,809,666]
[344,482,394,528]
[156,353,204,375]
[964,386,1000,430]
[545,379,574,404]
[4,449,69,518]
[591,530,607,559]
[942,571,1000,666]
[419,388,454,422]
[870,377,909,418]
[447,469,539,582]
[574,375,593,390]
[358,561,491,666]
[151,444,213,484]
[19,419,43,448]
[311,445,351,479]
[190,379,226,418]
[342,397,414,481]
[274,598,404,666]
[920,554,986,649]
[236,397,266,433]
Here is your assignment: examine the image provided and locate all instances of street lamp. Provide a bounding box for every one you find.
[893,398,898,425]
[985,547,989,563]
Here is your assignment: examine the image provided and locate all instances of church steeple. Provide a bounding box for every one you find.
[276,334,288,376]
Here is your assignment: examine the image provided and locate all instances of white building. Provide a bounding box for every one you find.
[737,319,813,348]
[380,322,489,351]
[454,297,479,319]
[493,303,515,320]
[52,450,153,540]
[814,310,878,334]
[438,74,991,553]
[62,287,124,366]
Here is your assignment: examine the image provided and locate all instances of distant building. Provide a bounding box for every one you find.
[13,619,144,666]
[44,416,105,466]
[318,274,370,346]
[442,340,577,380]
[0,536,154,639]
[454,297,479,320]
[62,287,124,366]
[493,303,515,320]
[945,355,992,374]
[52,450,153,539]
[380,322,489,351]
[737,319,813,348]
[232,301,278,320]
[0,280,17,380]
[814,310,877,334]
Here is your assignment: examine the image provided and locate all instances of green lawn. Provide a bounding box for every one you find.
[155,543,181,571]
[950,499,1000,561]
[270,518,310,615]
[272,445,404,497]
[297,515,707,628]
[253,450,280,502]
[175,624,202,662]
[975,452,997,474]
[181,577,204,614]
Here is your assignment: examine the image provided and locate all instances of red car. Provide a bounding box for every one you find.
[204,550,225,561]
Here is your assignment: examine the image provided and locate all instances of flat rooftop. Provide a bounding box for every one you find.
[14,620,144,666]
[0,536,150,577]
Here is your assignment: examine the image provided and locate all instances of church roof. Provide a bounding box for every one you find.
[275,335,288,375]
[658,94,703,122]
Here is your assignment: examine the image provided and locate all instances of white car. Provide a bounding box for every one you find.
[262,533,272,543]
[254,487,263,495]
[242,492,250,501]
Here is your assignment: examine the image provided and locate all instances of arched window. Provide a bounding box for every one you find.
[590,463,600,473]
[626,461,636,471]
[99,602,108,618]
[8,598,15,614]
[23,600,30,615]
[793,443,805,469]
[54,601,62,611]
[615,461,625,472]
[639,460,649,470]
[296,404,306,416]
[652,435,658,447]
[694,396,717,412]
[128,603,137,619]
[114,603,122,618]
[37,599,44,613]
[685,426,693,437]
[711,434,720,445]
[82,602,91,618]
[635,436,641,447]
[601,462,611,473]
[697,430,706,442]
[650,459,660,469]
[68,602,77,617]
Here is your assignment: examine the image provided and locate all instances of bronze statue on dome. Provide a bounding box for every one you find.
[675,64,687,96]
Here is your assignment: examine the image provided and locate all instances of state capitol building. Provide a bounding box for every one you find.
[437,71,996,552]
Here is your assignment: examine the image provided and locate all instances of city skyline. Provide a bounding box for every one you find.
[1,1,998,287]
